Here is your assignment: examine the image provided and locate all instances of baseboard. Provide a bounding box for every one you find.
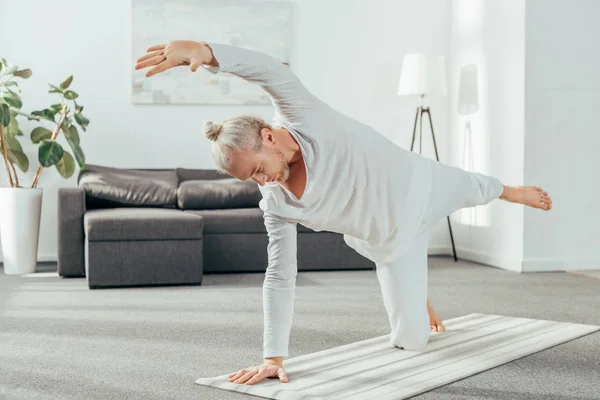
[565,260,600,270]
[429,245,522,272]
[4,253,596,273]
[522,258,600,272]
[428,245,452,255]
[443,250,599,273]
[521,259,565,272]
[0,253,57,263]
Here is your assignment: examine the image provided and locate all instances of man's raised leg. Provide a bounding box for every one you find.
[420,160,552,230]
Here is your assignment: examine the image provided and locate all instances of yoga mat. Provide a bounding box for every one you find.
[196,314,599,400]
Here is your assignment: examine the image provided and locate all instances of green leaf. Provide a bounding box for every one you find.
[49,103,63,114]
[13,69,32,79]
[7,150,29,172]
[30,109,57,122]
[31,126,53,143]
[74,113,89,131]
[65,134,85,168]
[4,81,18,87]
[48,83,63,94]
[1,91,22,109]
[74,101,83,114]
[55,151,75,178]
[38,139,64,167]
[6,136,24,153]
[60,75,73,90]
[0,104,10,126]
[7,114,19,137]
[17,129,24,136]
[4,65,18,75]
[63,90,78,100]
[63,124,80,145]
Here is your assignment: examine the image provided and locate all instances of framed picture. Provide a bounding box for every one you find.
[131,0,293,105]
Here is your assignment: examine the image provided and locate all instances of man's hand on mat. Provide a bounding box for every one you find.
[228,358,289,385]
[134,40,215,77]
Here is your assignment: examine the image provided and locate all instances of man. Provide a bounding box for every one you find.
[135,41,552,386]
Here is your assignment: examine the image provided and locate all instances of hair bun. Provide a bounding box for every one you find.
[204,121,223,141]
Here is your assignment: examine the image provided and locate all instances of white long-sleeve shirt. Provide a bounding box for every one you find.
[205,43,434,358]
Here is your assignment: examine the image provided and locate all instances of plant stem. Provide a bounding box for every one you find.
[11,108,41,121]
[0,125,16,187]
[9,159,19,187]
[31,105,67,188]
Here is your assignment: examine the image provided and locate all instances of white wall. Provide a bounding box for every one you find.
[523,0,600,271]
[292,0,452,252]
[0,0,274,261]
[0,0,451,262]
[449,0,525,271]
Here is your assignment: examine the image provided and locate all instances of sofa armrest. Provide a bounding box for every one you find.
[57,188,86,277]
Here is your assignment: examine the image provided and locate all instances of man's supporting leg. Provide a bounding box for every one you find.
[375,231,430,351]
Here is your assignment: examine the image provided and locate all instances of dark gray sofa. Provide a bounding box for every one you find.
[57,165,374,289]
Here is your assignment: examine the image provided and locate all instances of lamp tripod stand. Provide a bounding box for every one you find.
[410,105,458,262]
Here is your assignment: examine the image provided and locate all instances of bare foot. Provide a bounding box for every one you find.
[500,186,553,211]
[427,300,445,332]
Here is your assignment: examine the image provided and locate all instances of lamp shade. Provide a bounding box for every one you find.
[397,53,447,97]
[458,63,479,115]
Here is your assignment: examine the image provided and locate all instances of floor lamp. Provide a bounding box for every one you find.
[398,54,458,262]
[458,63,480,226]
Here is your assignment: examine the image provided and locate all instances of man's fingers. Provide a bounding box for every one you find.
[147,44,166,52]
[135,55,166,70]
[136,50,164,63]
[246,370,269,385]
[189,58,203,72]
[228,369,247,381]
[278,368,289,383]
[146,59,178,77]
[234,370,257,384]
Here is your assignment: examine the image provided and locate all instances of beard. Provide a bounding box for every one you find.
[272,147,291,182]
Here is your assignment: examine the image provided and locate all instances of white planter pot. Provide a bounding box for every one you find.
[0,187,43,275]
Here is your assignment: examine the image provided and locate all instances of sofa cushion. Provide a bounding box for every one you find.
[78,164,178,208]
[85,208,203,241]
[185,208,320,234]
[177,179,262,210]
[176,168,230,182]
[297,224,316,233]
[185,208,266,233]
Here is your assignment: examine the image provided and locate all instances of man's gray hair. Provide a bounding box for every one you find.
[203,115,271,171]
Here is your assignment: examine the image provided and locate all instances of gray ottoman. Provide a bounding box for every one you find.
[84,208,204,289]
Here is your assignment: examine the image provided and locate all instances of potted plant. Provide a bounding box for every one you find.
[0,58,90,275]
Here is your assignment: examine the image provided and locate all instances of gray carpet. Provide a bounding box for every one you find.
[1,257,599,400]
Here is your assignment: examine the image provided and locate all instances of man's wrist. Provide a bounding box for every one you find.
[264,356,284,366]
[199,42,219,67]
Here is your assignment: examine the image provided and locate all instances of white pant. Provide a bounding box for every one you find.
[376,160,504,350]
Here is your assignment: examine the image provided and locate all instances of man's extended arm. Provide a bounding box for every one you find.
[203,42,321,122]
[134,40,320,122]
